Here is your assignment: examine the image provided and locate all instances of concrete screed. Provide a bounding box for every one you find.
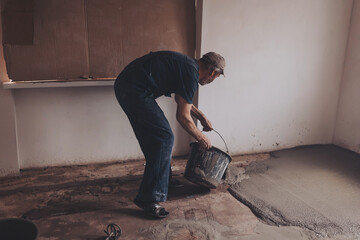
[0,144,359,239]
[229,145,360,240]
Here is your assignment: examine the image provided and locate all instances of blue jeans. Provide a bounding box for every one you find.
[114,68,174,203]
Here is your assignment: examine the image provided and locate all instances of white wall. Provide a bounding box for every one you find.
[334,0,360,154]
[14,88,190,168]
[0,5,19,176]
[199,0,353,155]
[1,0,358,174]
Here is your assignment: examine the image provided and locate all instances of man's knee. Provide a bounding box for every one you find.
[157,127,174,148]
[164,129,174,146]
[169,131,175,145]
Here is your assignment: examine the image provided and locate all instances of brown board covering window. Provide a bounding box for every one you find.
[1,0,195,81]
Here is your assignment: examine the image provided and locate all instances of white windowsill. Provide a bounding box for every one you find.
[2,79,116,89]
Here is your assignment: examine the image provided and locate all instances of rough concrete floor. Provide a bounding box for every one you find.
[0,152,312,240]
[230,145,360,240]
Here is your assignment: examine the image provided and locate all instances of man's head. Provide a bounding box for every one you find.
[198,52,225,85]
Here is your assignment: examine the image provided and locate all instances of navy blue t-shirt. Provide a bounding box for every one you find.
[125,51,199,104]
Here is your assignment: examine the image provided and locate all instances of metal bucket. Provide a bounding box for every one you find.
[184,130,232,189]
[0,218,38,240]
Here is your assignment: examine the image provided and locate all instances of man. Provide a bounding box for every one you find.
[114,51,225,218]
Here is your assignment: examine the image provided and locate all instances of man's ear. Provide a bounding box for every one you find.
[210,70,220,78]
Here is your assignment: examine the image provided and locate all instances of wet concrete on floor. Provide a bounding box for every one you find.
[229,145,360,240]
[1,146,357,239]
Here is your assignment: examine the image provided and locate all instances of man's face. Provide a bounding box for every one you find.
[199,69,221,86]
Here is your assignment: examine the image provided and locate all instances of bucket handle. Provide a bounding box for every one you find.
[204,129,230,154]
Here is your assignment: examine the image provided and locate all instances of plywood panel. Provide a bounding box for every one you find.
[3,0,195,80]
[2,11,33,45]
[87,0,195,78]
[4,44,58,80]
[86,0,123,78]
[4,0,89,80]
[1,0,34,12]
[40,0,89,79]
[1,0,34,44]
[121,0,195,68]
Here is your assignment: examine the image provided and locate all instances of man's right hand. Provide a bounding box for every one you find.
[198,134,212,150]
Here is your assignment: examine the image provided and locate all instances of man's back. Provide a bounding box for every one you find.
[121,51,199,103]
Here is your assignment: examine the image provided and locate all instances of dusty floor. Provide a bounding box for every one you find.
[1,145,357,239]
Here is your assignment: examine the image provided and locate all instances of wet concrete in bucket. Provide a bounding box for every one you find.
[228,145,360,239]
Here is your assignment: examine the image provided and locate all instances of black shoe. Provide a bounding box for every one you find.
[133,199,169,218]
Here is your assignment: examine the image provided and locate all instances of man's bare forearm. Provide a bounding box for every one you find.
[191,105,205,121]
[177,113,203,141]
[175,94,211,149]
